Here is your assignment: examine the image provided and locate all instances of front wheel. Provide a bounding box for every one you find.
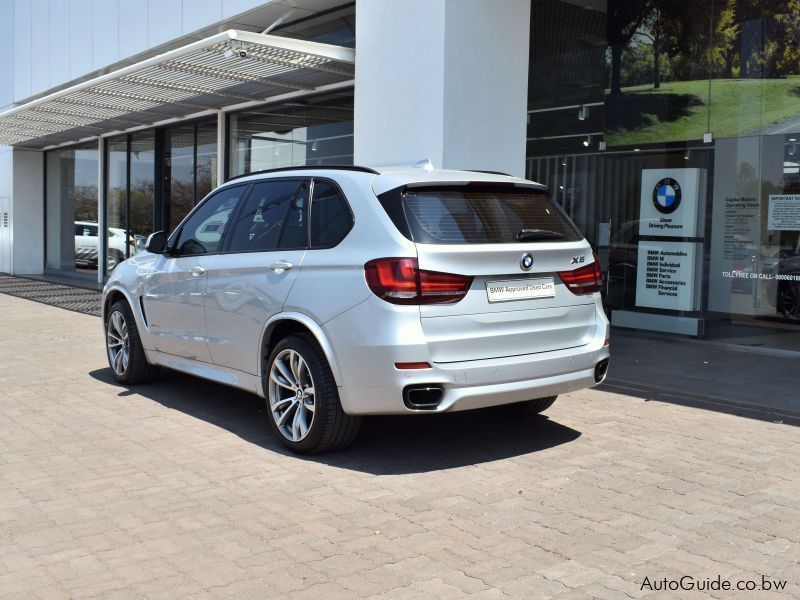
[106,300,159,384]
[266,334,361,454]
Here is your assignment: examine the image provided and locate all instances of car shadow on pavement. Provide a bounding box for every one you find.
[90,368,581,474]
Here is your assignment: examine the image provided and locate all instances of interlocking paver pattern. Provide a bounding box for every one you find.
[1,294,798,598]
[0,275,100,316]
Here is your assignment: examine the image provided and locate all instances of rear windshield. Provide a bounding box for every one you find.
[378,185,582,244]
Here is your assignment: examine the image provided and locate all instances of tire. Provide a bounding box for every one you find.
[266,334,361,454]
[492,396,557,417]
[105,300,160,385]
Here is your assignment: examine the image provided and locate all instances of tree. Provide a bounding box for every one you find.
[732,0,798,78]
[608,0,654,96]
[634,6,679,88]
[665,0,738,81]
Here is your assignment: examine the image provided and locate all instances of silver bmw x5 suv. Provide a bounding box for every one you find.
[102,165,610,454]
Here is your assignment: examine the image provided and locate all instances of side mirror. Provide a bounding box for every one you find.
[145,231,167,254]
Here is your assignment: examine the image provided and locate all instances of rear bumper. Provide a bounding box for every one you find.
[324,296,610,415]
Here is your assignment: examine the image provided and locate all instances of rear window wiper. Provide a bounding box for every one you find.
[516,228,566,241]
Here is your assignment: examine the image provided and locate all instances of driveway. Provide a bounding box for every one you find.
[0,294,798,598]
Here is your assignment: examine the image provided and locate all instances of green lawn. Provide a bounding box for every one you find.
[605,76,800,146]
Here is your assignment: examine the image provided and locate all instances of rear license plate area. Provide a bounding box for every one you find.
[486,277,556,302]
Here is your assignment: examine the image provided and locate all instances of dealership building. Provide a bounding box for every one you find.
[1,0,799,351]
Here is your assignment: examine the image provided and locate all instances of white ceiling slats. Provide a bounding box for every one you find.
[0,30,355,148]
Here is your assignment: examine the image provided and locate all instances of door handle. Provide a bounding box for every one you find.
[190,266,206,277]
[269,260,294,273]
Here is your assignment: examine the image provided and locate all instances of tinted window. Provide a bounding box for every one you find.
[310,180,353,248]
[386,186,582,245]
[173,186,244,256]
[227,179,308,252]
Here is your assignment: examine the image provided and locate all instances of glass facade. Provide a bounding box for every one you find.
[45,142,99,277]
[104,118,218,274]
[164,121,219,233]
[165,125,195,235]
[196,122,218,206]
[106,137,129,272]
[129,132,156,255]
[228,91,354,178]
[527,0,800,350]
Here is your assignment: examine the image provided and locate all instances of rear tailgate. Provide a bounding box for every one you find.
[377,182,598,363]
[418,242,597,363]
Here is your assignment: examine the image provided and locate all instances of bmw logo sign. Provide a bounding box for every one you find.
[652,177,682,214]
[520,253,533,271]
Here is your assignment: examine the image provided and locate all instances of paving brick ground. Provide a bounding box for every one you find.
[1,293,798,599]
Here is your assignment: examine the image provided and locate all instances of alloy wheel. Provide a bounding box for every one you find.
[106,310,130,376]
[268,349,316,442]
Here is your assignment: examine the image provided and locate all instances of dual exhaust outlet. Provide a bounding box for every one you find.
[403,358,611,411]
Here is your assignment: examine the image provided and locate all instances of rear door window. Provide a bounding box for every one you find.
[226,179,308,253]
[379,185,582,244]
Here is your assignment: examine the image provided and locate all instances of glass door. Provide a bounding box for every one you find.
[45,142,99,278]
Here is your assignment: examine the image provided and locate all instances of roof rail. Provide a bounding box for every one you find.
[226,164,379,181]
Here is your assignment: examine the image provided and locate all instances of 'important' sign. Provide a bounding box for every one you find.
[767,195,800,231]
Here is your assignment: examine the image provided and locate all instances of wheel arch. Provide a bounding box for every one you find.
[103,287,132,323]
[103,286,147,338]
[259,313,343,394]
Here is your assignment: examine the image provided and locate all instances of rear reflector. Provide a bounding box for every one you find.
[558,254,602,295]
[364,257,473,305]
[394,362,432,370]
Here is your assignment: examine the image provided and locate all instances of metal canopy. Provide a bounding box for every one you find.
[0,30,355,148]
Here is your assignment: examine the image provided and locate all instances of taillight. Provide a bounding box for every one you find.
[364,257,473,305]
[558,255,602,295]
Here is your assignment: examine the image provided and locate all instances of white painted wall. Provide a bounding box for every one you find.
[0,148,12,273]
[0,0,14,110]
[353,0,447,167]
[1,0,318,108]
[10,149,45,274]
[442,0,531,176]
[354,0,531,177]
